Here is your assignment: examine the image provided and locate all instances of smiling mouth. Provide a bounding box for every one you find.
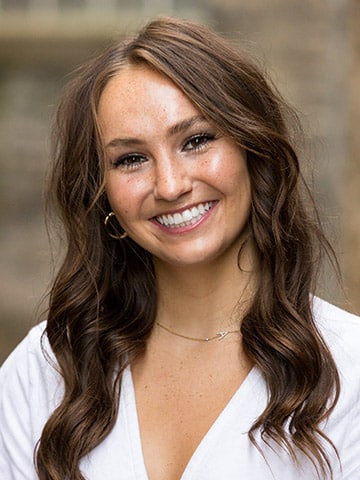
[154,201,216,229]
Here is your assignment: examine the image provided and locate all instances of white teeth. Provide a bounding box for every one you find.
[173,213,183,225]
[182,209,193,222]
[191,206,199,217]
[155,201,215,228]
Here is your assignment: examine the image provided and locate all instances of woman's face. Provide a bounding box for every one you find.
[99,65,252,267]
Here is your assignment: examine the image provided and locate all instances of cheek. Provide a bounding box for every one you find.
[204,150,250,193]
[105,175,147,218]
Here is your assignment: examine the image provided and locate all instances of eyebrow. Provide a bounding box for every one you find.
[105,115,208,150]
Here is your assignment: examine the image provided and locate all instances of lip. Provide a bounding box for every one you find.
[150,200,218,234]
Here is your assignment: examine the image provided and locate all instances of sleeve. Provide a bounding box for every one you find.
[340,394,360,479]
[0,323,59,480]
[315,299,360,479]
[333,353,360,479]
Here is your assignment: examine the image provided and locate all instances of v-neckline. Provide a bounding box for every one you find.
[122,365,262,480]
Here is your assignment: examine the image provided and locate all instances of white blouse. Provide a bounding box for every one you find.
[1,298,360,479]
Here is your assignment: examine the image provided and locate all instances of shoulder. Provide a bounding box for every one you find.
[1,321,55,382]
[0,320,62,425]
[312,298,360,477]
[312,296,360,361]
[0,322,63,478]
[312,296,360,405]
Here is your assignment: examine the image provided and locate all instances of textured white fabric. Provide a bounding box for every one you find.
[1,297,360,479]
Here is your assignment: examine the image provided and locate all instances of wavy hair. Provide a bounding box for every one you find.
[37,17,340,480]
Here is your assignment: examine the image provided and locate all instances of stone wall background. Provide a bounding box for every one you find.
[1,0,359,364]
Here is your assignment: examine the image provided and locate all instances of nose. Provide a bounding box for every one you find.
[153,155,192,201]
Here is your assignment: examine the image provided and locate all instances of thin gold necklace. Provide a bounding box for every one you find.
[156,321,239,342]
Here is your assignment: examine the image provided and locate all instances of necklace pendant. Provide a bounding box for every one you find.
[216,331,228,340]
[156,321,238,342]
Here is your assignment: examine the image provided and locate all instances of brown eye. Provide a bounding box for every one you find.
[112,154,147,170]
[183,133,215,152]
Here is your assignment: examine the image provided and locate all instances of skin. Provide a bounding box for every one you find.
[99,65,257,480]
[100,65,252,269]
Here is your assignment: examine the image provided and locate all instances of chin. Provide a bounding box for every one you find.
[154,248,227,268]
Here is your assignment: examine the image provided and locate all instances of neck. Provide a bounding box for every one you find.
[153,244,258,338]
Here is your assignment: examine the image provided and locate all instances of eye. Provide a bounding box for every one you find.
[182,133,215,152]
[111,153,147,170]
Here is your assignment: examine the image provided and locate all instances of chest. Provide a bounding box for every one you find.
[79,366,321,480]
[131,349,251,480]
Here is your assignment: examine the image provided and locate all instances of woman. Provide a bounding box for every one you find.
[0,16,359,480]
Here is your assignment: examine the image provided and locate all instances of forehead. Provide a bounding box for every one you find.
[97,65,200,135]
[98,65,194,113]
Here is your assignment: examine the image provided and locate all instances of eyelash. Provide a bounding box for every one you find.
[111,154,146,170]
[111,132,216,170]
[182,133,215,152]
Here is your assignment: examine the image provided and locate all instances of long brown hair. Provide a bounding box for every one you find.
[37,17,340,479]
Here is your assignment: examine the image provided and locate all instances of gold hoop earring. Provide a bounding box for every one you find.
[104,212,128,240]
